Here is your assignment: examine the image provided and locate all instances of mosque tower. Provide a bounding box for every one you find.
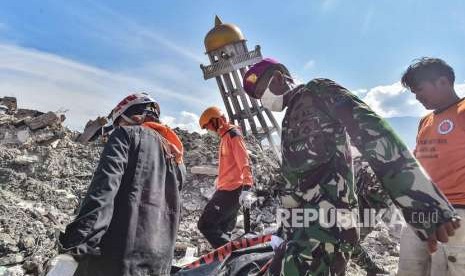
[200,16,281,155]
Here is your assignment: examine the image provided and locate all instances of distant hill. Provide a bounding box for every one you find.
[386,116,421,150]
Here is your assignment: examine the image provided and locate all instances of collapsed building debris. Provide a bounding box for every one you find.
[0,97,17,115]
[76,117,108,143]
[24,112,64,131]
[0,99,400,276]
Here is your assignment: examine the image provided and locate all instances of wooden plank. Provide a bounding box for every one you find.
[214,76,235,124]
[231,70,259,135]
[223,73,247,134]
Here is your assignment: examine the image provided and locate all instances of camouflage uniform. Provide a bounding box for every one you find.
[273,78,457,276]
[354,157,392,213]
[352,158,391,275]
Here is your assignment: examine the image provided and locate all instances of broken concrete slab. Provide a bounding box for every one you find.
[15,109,44,121]
[0,97,17,114]
[25,112,62,131]
[0,127,31,145]
[77,117,108,143]
[13,155,40,165]
[44,254,77,276]
[0,105,8,115]
[190,165,218,176]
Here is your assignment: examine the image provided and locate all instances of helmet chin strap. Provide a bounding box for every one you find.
[120,113,145,125]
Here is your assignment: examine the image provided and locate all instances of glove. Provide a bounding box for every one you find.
[239,190,257,208]
[270,235,285,251]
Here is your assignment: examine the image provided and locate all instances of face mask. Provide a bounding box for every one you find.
[261,76,299,112]
[261,88,284,112]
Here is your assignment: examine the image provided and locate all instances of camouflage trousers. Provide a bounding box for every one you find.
[267,238,354,276]
[270,187,359,275]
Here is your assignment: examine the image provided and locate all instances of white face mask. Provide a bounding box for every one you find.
[261,76,299,112]
[261,88,284,112]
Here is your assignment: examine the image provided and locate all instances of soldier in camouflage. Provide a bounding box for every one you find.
[242,58,460,276]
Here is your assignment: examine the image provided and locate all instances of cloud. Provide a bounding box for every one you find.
[356,81,465,118]
[74,1,205,64]
[321,0,339,12]
[361,8,375,35]
[457,83,465,95]
[161,111,202,133]
[303,59,316,70]
[0,43,206,130]
[358,82,425,117]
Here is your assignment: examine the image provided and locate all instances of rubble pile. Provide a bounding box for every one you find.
[0,99,399,275]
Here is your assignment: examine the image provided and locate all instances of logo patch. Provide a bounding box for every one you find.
[438,119,454,135]
[246,73,258,84]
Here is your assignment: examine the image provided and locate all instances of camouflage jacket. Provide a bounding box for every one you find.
[281,78,457,240]
[354,157,392,212]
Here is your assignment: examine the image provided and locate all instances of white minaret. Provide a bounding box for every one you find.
[200,16,281,156]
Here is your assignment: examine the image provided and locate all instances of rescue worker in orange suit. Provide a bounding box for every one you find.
[197,106,256,249]
[59,93,186,276]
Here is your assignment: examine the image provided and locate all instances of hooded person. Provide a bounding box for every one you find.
[59,93,186,276]
[243,58,460,275]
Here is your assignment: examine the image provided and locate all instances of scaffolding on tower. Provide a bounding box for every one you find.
[200,16,281,158]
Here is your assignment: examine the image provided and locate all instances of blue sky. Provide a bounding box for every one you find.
[1,0,464,146]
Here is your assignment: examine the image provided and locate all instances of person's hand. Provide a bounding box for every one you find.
[239,190,257,208]
[427,218,461,253]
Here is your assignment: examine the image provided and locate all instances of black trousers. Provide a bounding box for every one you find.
[197,187,242,249]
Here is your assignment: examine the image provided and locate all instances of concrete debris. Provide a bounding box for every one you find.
[24,112,63,131]
[0,97,17,114]
[0,100,400,275]
[0,98,67,147]
[13,155,40,165]
[0,105,7,115]
[0,127,30,145]
[174,247,198,267]
[0,265,25,276]
[190,165,218,176]
[77,117,108,143]
[45,254,77,276]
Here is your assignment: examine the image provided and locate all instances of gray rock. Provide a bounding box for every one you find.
[4,266,25,276]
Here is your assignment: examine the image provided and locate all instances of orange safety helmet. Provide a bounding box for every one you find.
[199,106,224,129]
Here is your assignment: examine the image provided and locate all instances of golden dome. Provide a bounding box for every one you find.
[204,16,245,53]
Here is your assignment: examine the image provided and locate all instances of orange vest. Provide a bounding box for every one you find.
[217,125,253,191]
[415,99,465,206]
